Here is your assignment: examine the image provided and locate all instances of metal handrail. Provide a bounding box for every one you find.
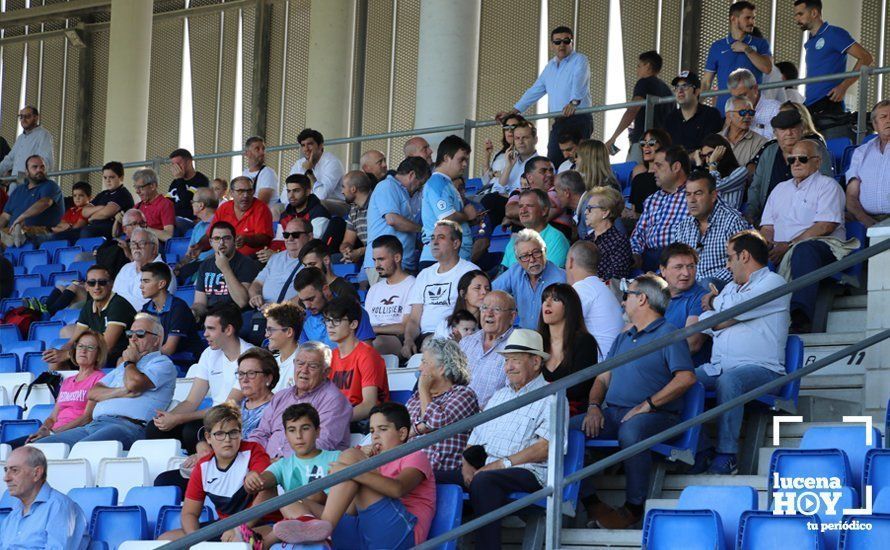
[4,65,887,183]
[162,233,890,549]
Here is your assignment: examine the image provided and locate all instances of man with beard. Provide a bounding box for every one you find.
[0,155,63,246]
[278,173,331,239]
[365,236,416,356]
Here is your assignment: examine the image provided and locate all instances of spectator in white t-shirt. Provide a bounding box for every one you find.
[365,235,416,357]
[565,241,625,360]
[403,220,479,358]
[288,128,345,202]
[242,136,280,205]
[261,302,305,392]
[144,305,251,453]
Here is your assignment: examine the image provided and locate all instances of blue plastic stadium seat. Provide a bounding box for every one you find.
[29,263,65,284]
[841,145,857,175]
[465,177,483,194]
[677,485,757,550]
[22,352,47,376]
[0,419,41,443]
[709,336,803,412]
[389,390,413,405]
[3,341,44,364]
[508,430,586,509]
[90,506,148,549]
[428,485,464,550]
[173,286,195,305]
[800,425,883,486]
[0,405,23,421]
[0,354,18,373]
[49,337,69,350]
[49,270,80,288]
[154,504,214,539]
[123,486,182,536]
[769,449,854,489]
[68,487,118,521]
[51,308,82,325]
[826,136,853,174]
[489,236,510,253]
[68,260,93,279]
[39,240,71,259]
[13,274,42,296]
[738,511,823,549]
[28,321,65,345]
[611,161,637,189]
[26,403,54,423]
[876,490,890,513]
[53,246,84,267]
[864,449,890,500]
[19,250,50,273]
[0,324,22,346]
[12,266,25,276]
[642,509,726,550]
[165,237,191,261]
[198,397,213,410]
[332,263,359,277]
[5,244,35,264]
[21,286,54,302]
[74,237,106,252]
[839,513,890,549]
[1,299,25,314]
[834,221,867,283]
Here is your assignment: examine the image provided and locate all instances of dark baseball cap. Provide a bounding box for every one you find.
[671,70,701,88]
[771,110,802,129]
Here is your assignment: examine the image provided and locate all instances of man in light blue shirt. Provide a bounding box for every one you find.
[39,314,176,449]
[1,447,89,550]
[419,135,476,267]
[696,230,790,475]
[363,157,428,275]
[492,228,566,329]
[498,26,592,166]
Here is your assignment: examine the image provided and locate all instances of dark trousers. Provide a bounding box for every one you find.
[435,466,541,549]
[145,418,204,455]
[154,468,190,495]
[549,114,593,167]
[789,240,836,323]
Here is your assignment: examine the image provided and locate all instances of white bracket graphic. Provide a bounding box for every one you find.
[844,485,873,515]
[773,416,803,446]
[842,416,875,445]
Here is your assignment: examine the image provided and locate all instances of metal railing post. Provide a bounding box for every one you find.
[545,388,567,550]
[464,118,475,177]
[856,66,872,145]
[644,94,658,133]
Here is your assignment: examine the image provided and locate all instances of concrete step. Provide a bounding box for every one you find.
[832,294,867,309]
[826,308,866,333]
[798,331,867,405]
[561,528,642,549]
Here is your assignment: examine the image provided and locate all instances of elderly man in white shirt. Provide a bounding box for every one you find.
[846,99,890,228]
[288,128,345,202]
[0,105,54,180]
[113,228,176,310]
[759,139,845,333]
[696,230,791,475]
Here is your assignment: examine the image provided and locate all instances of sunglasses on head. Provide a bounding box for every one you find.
[788,155,818,165]
[552,38,572,45]
[282,231,307,239]
[126,329,158,339]
[86,279,109,287]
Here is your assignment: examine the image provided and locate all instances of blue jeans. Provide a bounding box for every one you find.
[39,416,146,450]
[695,365,781,454]
[574,405,680,505]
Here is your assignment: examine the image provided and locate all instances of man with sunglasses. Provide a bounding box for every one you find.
[193,221,262,321]
[43,265,137,370]
[208,175,273,257]
[146,305,251,454]
[727,68,781,140]
[720,96,768,167]
[133,168,175,243]
[497,26,592,167]
[0,105,54,181]
[663,71,724,152]
[39,314,176,449]
[248,218,310,309]
[759,139,846,333]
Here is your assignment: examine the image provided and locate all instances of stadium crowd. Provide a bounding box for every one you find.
[0,1,887,548]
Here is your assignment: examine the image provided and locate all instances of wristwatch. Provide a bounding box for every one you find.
[502,456,513,468]
[646,396,658,412]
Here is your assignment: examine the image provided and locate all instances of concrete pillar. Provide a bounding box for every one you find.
[864,221,890,425]
[305,0,355,166]
[414,0,481,151]
[102,0,153,166]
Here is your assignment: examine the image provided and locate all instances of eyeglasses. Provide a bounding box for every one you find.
[264,326,288,334]
[585,204,607,213]
[788,155,819,165]
[517,249,544,263]
[86,279,109,287]
[282,231,307,240]
[622,290,644,301]
[479,305,515,314]
[673,83,694,91]
[552,38,572,45]
[210,429,242,441]
[700,150,713,159]
[295,360,323,371]
[323,317,347,327]
[502,124,517,131]
[210,235,234,243]
[126,329,158,339]
[639,139,660,147]
[76,344,98,352]
[129,240,151,249]
[236,370,265,380]
[231,188,252,195]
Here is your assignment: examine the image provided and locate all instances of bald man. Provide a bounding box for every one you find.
[403,136,433,166]
[360,150,388,183]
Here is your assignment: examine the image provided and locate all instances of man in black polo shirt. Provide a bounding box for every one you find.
[192,221,262,321]
[42,264,137,369]
[168,148,210,220]
[662,71,724,152]
[80,161,135,240]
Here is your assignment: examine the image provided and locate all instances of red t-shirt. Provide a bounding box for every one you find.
[329,341,389,406]
[379,450,437,544]
[61,206,87,226]
[211,199,274,256]
[137,194,176,230]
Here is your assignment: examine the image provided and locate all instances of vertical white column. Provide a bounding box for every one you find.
[413,0,481,151]
[102,0,153,166]
[865,223,890,424]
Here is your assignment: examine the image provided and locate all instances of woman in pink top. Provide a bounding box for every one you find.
[13,331,106,448]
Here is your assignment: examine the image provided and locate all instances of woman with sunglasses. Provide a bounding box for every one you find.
[584,186,632,282]
[692,134,749,210]
[626,129,672,222]
[7,331,107,448]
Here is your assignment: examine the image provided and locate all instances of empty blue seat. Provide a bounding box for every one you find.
[38,240,71,259]
[12,266,25,276]
[68,260,93,279]
[875,490,890,513]
[611,161,637,188]
[428,485,464,550]
[3,341,44,364]
[489,236,510,253]
[801,425,883,486]
[839,513,890,549]
[0,325,21,346]
[738,511,823,549]
[0,419,40,443]
[74,237,106,252]
[51,308,81,325]
[840,145,857,175]
[19,250,50,273]
[53,246,84,267]
[0,405,23,421]
[826,136,853,174]
[677,485,757,550]
[22,352,47,377]
[5,244,35,264]
[173,286,195,305]
[0,354,18,373]
[642,509,726,550]
[0,299,25,314]
[68,487,118,521]
[165,237,191,258]
[28,321,65,345]
[864,449,890,500]
[389,390,412,405]
[13,274,42,296]
[154,504,214,539]
[21,286,54,302]
[90,506,148,549]
[29,263,65,284]
[123,486,182,536]
[49,270,80,288]
[49,337,69,350]
[332,263,359,277]
[769,449,854,489]
[508,430,586,509]
[26,403,54,423]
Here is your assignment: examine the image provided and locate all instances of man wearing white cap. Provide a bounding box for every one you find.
[434,329,568,549]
